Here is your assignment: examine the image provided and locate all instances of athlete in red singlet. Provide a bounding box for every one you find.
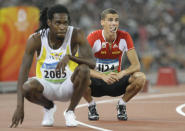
[83,8,146,121]
[88,29,134,72]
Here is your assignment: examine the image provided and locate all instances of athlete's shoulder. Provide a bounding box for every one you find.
[87,30,102,47]
[117,30,131,38]
[117,30,133,42]
[117,30,134,49]
[73,26,81,33]
[87,30,102,40]
[71,27,86,45]
[27,31,40,43]
[72,27,86,37]
[26,31,41,52]
[88,30,102,38]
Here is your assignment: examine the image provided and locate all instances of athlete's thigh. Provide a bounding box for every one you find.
[23,77,44,92]
[90,77,107,97]
[71,64,89,83]
[56,65,88,101]
[57,76,74,101]
[31,77,59,101]
[109,74,131,96]
[90,75,131,97]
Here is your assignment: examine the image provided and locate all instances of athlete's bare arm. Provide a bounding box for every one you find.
[10,34,41,128]
[56,28,96,71]
[117,49,140,79]
[76,28,95,67]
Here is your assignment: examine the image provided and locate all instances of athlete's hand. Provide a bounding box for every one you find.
[116,71,126,80]
[10,106,24,128]
[109,72,119,81]
[56,55,70,73]
[101,74,118,85]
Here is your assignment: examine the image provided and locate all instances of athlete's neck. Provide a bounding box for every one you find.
[49,32,64,49]
[103,30,117,43]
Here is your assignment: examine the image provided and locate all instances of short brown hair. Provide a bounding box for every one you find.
[100,8,118,20]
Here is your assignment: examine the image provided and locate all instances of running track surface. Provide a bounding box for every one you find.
[1,85,185,131]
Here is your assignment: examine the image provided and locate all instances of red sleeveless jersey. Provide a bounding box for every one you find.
[87,30,134,72]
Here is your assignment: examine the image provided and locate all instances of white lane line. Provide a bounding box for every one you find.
[75,101,112,131]
[77,121,112,131]
[64,109,112,131]
[129,101,185,104]
[77,92,185,108]
[134,92,185,100]
[176,104,185,116]
[75,92,185,131]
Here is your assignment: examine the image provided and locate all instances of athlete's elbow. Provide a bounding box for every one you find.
[135,64,141,72]
[89,57,96,69]
[89,61,96,69]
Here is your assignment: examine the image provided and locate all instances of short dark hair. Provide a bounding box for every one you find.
[36,4,71,32]
[100,8,118,20]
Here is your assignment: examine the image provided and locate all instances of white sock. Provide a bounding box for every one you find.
[89,100,96,106]
[119,98,126,106]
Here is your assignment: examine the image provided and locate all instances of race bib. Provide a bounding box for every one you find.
[95,58,119,73]
[41,62,67,83]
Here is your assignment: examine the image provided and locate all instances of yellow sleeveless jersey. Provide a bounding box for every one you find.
[36,26,78,83]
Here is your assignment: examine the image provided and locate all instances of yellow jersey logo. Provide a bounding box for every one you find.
[50,52,63,60]
[112,51,120,55]
[101,51,106,54]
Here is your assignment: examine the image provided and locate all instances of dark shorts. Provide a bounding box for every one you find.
[90,75,131,97]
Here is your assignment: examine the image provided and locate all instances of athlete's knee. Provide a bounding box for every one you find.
[134,72,146,89]
[22,81,32,97]
[22,79,43,98]
[130,72,145,82]
[83,86,91,95]
[129,72,146,91]
[135,72,146,83]
[78,64,90,79]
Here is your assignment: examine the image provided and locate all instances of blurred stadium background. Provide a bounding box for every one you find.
[0,0,185,93]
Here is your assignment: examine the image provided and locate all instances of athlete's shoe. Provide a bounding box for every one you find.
[117,104,128,120]
[42,104,57,126]
[88,104,99,120]
[64,110,78,127]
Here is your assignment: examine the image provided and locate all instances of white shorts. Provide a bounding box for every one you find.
[32,77,74,102]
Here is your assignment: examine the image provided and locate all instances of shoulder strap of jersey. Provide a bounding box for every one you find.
[65,26,74,55]
[37,29,49,60]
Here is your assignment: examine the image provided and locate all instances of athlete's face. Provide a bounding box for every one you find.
[101,13,119,35]
[48,13,69,39]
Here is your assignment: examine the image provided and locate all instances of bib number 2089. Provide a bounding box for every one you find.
[44,70,66,78]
